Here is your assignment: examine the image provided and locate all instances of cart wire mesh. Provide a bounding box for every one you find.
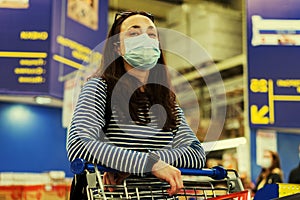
[71,158,248,200]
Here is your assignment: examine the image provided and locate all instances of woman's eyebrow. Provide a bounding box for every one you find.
[127,25,156,30]
[128,25,141,29]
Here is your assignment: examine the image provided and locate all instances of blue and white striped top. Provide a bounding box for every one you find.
[67,78,206,176]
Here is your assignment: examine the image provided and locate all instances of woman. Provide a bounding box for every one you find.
[67,11,206,199]
[254,150,283,193]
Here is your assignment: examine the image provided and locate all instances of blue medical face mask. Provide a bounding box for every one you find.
[123,33,161,71]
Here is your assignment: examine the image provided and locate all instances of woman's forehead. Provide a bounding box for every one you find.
[120,14,156,32]
[264,151,271,156]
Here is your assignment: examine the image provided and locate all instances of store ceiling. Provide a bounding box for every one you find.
[109,0,241,20]
[109,0,176,20]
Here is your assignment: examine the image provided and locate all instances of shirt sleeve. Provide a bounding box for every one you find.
[66,78,149,175]
[269,173,283,183]
[154,107,206,169]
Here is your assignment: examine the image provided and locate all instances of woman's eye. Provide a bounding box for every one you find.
[129,32,139,36]
[148,33,157,38]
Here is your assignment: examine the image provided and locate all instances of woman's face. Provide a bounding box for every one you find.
[263,151,272,160]
[261,150,273,168]
[118,14,158,56]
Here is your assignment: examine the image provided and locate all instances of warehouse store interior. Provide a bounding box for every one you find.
[1,0,300,199]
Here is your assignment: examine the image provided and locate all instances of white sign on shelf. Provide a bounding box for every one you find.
[256,129,277,165]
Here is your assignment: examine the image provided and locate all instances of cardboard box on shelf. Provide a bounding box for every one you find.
[0,171,72,200]
[0,186,22,200]
[0,184,71,200]
[22,185,43,200]
[43,184,70,200]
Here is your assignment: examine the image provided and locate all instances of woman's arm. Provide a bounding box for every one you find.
[150,110,205,195]
[154,107,206,169]
[269,171,283,183]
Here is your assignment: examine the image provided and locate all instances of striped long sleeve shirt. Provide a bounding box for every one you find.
[67,78,206,176]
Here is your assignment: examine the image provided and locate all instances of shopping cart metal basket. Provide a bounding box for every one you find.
[71,158,249,200]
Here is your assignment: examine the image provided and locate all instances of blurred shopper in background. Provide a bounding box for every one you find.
[253,150,283,193]
[288,144,300,184]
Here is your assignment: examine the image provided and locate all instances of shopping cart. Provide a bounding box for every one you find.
[71,158,249,200]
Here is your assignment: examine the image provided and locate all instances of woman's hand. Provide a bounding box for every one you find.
[151,160,184,196]
[103,172,130,192]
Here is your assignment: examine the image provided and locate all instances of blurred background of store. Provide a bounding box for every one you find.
[1,0,300,199]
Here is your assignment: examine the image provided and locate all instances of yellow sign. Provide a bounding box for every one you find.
[251,105,269,124]
[250,78,300,125]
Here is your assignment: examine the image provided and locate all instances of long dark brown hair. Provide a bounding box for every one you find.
[269,150,281,170]
[91,11,178,131]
